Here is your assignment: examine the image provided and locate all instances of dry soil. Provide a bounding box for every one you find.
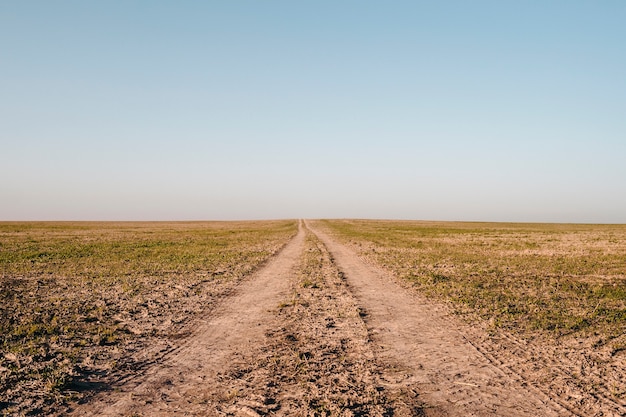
[63,220,620,416]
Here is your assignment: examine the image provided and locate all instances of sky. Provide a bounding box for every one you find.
[1,1,625,223]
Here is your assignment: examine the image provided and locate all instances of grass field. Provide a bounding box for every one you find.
[0,220,297,414]
[2,218,625,415]
[320,220,626,347]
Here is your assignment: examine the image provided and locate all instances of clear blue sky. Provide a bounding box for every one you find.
[2,1,625,222]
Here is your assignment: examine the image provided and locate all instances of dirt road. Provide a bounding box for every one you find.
[67,220,578,416]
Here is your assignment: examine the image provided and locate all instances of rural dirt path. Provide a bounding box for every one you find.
[68,220,576,416]
[308,221,572,417]
[69,223,306,416]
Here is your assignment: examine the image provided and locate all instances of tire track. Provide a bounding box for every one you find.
[469,328,626,417]
[69,221,306,416]
[307,220,572,417]
[204,223,423,415]
[68,219,582,416]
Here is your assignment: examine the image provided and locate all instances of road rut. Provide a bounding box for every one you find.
[68,220,576,416]
[308,221,572,417]
[70,223,305,416]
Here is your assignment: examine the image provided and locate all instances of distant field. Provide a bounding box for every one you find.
[3,219,626,415]
[0,220,298,414]
[320,220,626,345]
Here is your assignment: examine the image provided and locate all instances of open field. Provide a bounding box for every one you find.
[319,220,626,340]
[0,221,298,415]
[318,219,626,415]
[1,219,624,416]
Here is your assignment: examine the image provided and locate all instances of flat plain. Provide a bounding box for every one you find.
[318,219,626,416]
[1,219,624,416]
[0,221,298,415]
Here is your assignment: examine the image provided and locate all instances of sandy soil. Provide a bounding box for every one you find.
[309,222,573,417]
[63,220,618,416]
[66,223,305,416]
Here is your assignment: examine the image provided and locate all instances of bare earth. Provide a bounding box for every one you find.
[64,220,617,416]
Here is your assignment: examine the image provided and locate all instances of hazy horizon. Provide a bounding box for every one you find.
[1,218,625,226]
[2,2,625,223]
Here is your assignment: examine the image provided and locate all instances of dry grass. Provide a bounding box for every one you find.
[209,229,423,415]
[320,220,626,346]
[0,220,297,415]
[318,220,626,411]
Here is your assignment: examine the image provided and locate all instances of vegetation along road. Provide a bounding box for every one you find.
[1,220,624,416]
